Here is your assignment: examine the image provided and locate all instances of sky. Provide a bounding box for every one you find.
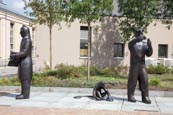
[3,0,28,15]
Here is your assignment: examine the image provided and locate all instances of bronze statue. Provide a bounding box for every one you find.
[127,29,153,104]
[93,81,113,101]
[9,25,32,99]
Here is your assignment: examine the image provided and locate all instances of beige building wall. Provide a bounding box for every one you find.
[34,17,173,70]
[0,8,33,66]
[34,21,84,70]
[147,21,173,59]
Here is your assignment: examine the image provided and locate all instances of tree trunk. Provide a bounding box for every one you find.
[49,27,52,70]
[87,23,91,81]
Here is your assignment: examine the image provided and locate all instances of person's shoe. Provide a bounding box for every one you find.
[128,96,136,103]
[16,94,29,99]
[142,97,151,104]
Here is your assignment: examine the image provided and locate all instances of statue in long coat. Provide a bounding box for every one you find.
[10,25,32,99]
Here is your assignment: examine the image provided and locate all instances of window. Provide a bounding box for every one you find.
[10,23,14,52]
[158,44,168,58]
[114,43,124,57]
[80,26,88,57]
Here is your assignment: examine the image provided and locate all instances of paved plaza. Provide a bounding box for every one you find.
[0,67,173,114]
[0,67,17,78]
[0,87,173,115]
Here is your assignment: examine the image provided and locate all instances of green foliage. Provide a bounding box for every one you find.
[69,0,113,24]
[1,73,173,90]
[0,78,9,85]
[158,0,173,29]
[101,67,115,77]
[32,76,59,87]
[23,0,67,26]
[149,79,160,86]
[147,65,156,74]
[147,64,170,74]
[23,0,70,69]
[68,0,113,80]
[46,70,58,76]
[55,64,81,79]
[155,64,169,74]
[170,66,173,74]
[78,65,87,76]
[90,66,102,76]
[117,0,173,41]
[114,66,128,75]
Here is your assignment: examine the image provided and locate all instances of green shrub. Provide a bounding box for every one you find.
[170,66,173,74]
[33,73,41,77]
[0,77,20,86]
[114,66,128,75]
[155,64,169,74]
[147,65,156,74]
[55,64,81,79]
[0,78,9,85]
[101,67,114,77]
[78,65,87,76]
[149,79,160,86]
[46,70,58,76]
[90,66,102,76]
[147,64,169,74]
[31,76,59,87]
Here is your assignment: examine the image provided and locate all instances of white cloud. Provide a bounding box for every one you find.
[12,0,25,9]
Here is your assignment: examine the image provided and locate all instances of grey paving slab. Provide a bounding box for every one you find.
[59,96,91,103]
[39,92,68,97]
[85,102,122,111]
[49,102,87,109]
[0,100,16,106]
[158,106,173,114]
[1,88,173,114]
[155,97,173,114]
[28,96,60,102]
[13,101,50,108]
[1,86,173,97]
[156,97,173,101]
[0,67,17,77]
[122,96,159,112]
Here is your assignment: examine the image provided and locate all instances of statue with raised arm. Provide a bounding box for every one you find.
[127,29,153,104]
[10,25,32,99]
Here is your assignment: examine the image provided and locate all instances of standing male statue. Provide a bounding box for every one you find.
[10,25,32,99]
[127,29,153,104]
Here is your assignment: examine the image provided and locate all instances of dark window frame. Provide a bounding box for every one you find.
[158,44,168,58]
[114,43,124,58]
[80,26,88,57]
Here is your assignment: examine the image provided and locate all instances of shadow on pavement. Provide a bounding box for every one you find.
[74,95,125,101]
[0,92,16,98]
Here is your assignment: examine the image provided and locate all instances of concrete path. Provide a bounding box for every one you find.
[0,87,173,115]
[0,67,17,77]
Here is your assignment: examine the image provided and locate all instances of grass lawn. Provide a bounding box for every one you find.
[149,74,173,90]
[0,74,173,91]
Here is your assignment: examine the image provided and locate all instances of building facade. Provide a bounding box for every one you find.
[0,5,34,67]
[34,17,173,70]
[1,2,173,71]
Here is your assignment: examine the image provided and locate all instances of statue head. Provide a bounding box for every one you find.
[134,28,143,37]
[20,25,30,38]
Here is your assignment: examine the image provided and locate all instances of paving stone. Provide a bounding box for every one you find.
[0,88,173,114]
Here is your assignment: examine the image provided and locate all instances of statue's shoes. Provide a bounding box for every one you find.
[16,94,29,99]
[142,97,151,104]
[128,96,136,103]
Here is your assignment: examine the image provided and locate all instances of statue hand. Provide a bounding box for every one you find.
[10,54,16,59]
[147,39,151,46]
[11,52,17,54]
